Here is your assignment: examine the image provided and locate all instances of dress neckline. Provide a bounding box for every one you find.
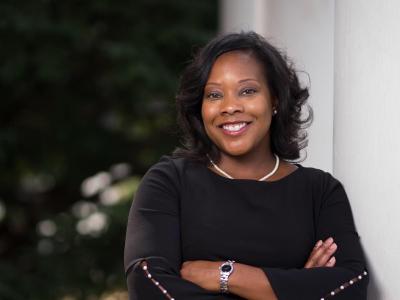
[204,163,303,184]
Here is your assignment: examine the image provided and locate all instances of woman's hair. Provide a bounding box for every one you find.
[172,31,313,164]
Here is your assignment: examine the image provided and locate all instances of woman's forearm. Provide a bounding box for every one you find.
[180,260,277,299]
[228,263,277,300]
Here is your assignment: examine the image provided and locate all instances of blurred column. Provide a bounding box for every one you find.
[334,1,400,299]
[220,0,335,172]
[219,0,268,34]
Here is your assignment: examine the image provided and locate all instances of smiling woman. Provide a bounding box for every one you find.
[124,32,369,300]
[174,32,311,168]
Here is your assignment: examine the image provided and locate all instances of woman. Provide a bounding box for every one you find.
[124,32,369,300]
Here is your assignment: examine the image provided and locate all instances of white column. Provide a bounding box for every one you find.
[334,1,400,299]
[219,0,267,34]
[220,0,335,172]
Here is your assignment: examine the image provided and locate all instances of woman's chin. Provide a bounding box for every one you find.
[221,147,251,157]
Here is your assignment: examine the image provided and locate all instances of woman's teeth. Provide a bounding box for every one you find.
[222,122,247,132]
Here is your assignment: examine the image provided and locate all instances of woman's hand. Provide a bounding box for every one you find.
[180,260,221,292]
[304,237,337,268]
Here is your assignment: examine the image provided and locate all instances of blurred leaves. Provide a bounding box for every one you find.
[0,0,217,298]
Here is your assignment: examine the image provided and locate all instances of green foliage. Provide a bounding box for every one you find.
[0,0,217,298]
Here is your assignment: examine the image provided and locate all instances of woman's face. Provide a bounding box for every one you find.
[201,50,275,157]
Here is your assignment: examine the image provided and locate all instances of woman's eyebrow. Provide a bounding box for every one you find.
[238,78,259,83]
[205,82,221,86]
[206,78,259,86]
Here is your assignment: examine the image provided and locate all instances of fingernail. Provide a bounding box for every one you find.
[329,256,336,262]
[329,243,337,250]
[324,237,334,245]
[315,240,323,247]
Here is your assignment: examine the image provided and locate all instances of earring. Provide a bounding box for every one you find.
[273,108,278,115]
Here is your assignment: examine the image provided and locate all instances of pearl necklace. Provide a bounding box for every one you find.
[207,154,280,181]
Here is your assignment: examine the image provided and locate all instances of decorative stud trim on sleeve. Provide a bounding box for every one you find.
[140,260,176,300]
[320,270,368,300]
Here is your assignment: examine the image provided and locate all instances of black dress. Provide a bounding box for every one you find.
[124,156,368,300]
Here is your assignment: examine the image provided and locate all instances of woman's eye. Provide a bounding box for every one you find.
[206,92,222,99]
[241,88,257,95]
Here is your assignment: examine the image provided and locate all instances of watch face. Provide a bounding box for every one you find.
[221,265,232,272]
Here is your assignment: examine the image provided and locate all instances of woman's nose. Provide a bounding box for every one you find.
[220,95,244,115]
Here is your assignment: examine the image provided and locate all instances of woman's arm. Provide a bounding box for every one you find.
[226,262,277,300]
[181,238,337,300]
[261,173,368,300]
[230,237,338,300]
[125,157,244,300]
[179,260,276,300]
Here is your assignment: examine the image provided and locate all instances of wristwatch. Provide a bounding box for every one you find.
[219,260,235,293]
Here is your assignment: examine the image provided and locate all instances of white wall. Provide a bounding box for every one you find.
[220,0,335,172]
[334,1,400,299]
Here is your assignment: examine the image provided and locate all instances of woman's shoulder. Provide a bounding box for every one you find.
[297,164,337,179]
[296,164,346,200]
[150,155,197,172]
[295,164,343,189]
[145,155,201,182]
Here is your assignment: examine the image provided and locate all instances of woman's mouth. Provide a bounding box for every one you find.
[220,122,251,136]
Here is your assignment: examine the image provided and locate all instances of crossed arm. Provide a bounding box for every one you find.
[179,237,338,300]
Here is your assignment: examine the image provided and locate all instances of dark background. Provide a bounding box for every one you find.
[0,0,217,299]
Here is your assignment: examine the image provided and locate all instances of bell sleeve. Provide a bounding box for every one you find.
[261,171,369,300]
[124,156,244,300]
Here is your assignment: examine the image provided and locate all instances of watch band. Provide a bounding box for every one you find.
[219,260,235,293]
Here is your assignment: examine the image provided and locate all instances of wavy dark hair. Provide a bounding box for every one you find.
[172,31,312,164]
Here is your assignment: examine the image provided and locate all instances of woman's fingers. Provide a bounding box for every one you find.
[326,256,336,267]
[317,241,337,266]
[314,240,323,250]
[303,240,322,268]
[304,239,329,268]
[304,237,337,268]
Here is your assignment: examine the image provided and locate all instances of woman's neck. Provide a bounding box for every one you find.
[217,149,277,180]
